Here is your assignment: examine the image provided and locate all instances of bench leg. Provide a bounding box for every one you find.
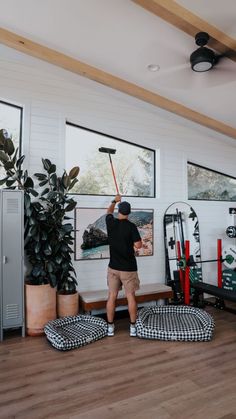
[193,290,206,308]
[214,298,225,310]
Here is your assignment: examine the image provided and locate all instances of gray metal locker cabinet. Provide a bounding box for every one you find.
[0,189,25,341]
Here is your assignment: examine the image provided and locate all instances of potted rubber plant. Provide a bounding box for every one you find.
[34,159,80,317]
[0,129,80,333]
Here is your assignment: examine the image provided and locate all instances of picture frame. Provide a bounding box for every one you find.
[74,207,154,261]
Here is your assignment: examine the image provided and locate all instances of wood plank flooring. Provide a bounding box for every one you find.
[1,306,236,419]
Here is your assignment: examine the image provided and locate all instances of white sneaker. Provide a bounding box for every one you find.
[130,324,137,337]
[107,323,115,336]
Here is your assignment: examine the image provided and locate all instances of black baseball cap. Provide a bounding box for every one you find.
[118,201,131,215]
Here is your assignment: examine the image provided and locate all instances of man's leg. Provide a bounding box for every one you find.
[106,290,119,323]
[125,291,137,323]
[121,271,140,336]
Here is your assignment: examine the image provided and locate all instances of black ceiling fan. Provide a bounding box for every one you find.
[190,32,222,72]
[147,30,235,89]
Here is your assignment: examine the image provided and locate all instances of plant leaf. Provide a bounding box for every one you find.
[0,151,9,162]
[6,179,16,187]
[44,243,52,255]
[34,173,47,180]
[48,164,56,174]
[28,188,38,197]
[68,178,78,191]
[4,161,14,170]
[16,155,25,168]
[0,177,8,186]
[69,166,80,179]
[39,179,48,187]
[4,138,15,156]
[24,177,34,188]
[41,187,49,196]
[65,201,77,212]
[62,175,70,188]
[42,158,51,171]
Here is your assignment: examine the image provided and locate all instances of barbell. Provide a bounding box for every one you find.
[170,253,235,270]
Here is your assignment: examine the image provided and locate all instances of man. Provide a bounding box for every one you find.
[105,194,142,337]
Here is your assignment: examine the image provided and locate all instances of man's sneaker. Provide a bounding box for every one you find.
[107,323,115,336]
[130,323,137,337]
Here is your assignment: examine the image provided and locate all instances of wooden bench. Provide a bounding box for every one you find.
[79,283,173,313]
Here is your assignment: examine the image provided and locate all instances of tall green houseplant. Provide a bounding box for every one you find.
[0,128,79,292]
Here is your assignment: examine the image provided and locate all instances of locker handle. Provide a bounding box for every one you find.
[3,256,7,264]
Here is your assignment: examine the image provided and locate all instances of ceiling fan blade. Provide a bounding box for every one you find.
[153,59,236,90]
[154,66,203,90]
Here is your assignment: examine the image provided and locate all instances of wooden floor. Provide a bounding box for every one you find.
[1,306,236,419]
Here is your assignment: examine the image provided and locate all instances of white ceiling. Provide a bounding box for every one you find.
[0,0,235,129]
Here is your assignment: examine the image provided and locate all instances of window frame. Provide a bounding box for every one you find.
[187,160,236,202]
[0,99,23,157]
[66,122,156,198]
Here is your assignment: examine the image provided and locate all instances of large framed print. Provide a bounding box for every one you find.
[75,208,154,260]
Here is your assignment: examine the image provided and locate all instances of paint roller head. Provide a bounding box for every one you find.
[99,147,116,154]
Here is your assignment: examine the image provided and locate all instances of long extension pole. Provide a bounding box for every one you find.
[99,147,120,195]
[108,154,119,195]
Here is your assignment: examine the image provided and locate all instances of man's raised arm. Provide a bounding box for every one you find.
[107,194,121,214]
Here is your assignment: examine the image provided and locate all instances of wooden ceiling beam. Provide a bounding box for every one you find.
[132,0,236,60]
[0,26,236,139]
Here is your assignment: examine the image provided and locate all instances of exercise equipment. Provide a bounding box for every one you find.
[180,239,236,313]
[226,226,236,238]
[44,315,108,350]
[173,253,232,268]
[222,270,236,291]
[226,208,236,238]
[164,202,202,303]
[222,245,236,270]
[99,147,120,194]
[192,281,236,308]
[136,306,214,341]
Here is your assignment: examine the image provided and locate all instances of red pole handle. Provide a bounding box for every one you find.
[109,154,119,195]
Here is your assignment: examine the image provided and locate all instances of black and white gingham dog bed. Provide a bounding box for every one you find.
[136,306,214,341]
[44,315,108,350]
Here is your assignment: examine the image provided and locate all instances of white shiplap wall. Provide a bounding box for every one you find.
[1,45,236,291]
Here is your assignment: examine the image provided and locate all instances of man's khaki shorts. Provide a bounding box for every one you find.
[107,267,140,294]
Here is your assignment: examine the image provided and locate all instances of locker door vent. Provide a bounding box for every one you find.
[6,304,19,319]
[7,198,19,214]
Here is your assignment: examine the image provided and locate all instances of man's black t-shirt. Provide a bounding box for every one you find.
[106,214,141,271]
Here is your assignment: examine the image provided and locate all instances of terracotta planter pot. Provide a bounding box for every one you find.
[25,283,57,336]
[57,292,79,318]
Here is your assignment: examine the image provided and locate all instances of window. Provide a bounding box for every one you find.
[0,100,22,180]
[188,161,236,201]
[65,123,155,197]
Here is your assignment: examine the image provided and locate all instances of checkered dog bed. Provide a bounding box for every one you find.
[44,315,108,350]
[136,306,214,341]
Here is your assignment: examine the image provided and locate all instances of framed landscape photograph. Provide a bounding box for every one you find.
[75,207,154,260]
